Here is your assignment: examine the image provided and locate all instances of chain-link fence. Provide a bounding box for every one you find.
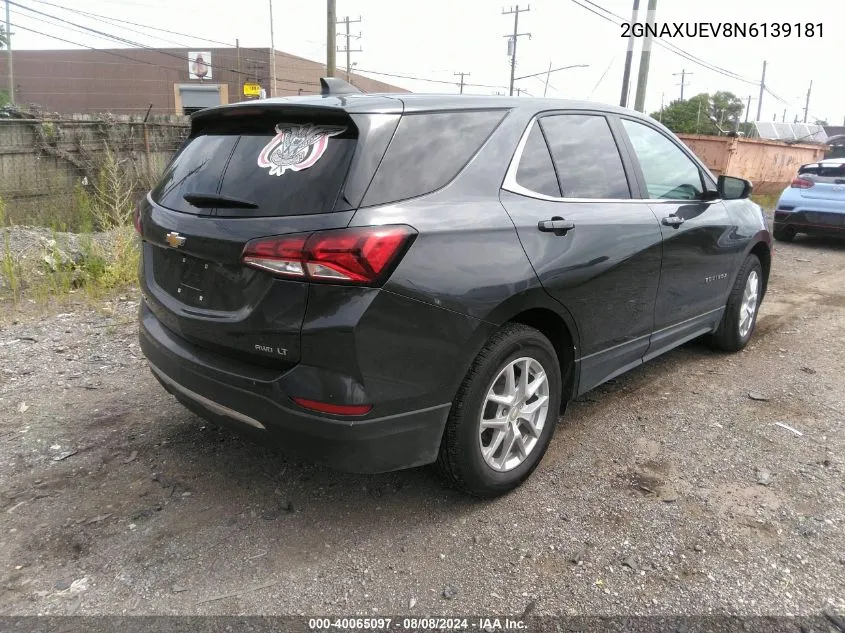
[0,115,190,231]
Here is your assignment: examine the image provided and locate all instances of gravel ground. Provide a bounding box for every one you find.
[0,228,843,618]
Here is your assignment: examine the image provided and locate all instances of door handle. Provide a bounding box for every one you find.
[662,215,685,228]
[538,217,576,235]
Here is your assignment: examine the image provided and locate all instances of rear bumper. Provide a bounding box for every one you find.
[139,302,450,473]
[774,204,845,235]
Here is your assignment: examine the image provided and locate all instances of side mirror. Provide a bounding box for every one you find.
[718,175,752,200]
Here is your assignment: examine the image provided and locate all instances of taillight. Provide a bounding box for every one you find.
[242,225,416,285]
[790,178,814,189]
[291,397,372,416]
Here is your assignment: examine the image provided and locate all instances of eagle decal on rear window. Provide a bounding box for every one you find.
[257,123,346,176]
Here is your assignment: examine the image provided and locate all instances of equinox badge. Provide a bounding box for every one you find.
[165,232,186,248]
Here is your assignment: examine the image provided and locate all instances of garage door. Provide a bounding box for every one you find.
[178,84,224,115]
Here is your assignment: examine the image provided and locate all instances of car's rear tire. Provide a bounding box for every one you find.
[707,254,763,352]
[436,324,562,498]
[773,226,795,242]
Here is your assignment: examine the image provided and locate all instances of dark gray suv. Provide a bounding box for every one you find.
[136,79,772,497]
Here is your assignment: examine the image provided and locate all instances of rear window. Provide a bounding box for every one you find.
[361,110,507,207]
[152,114,357,217]
[818,163,845,178]
[799,163,845,178]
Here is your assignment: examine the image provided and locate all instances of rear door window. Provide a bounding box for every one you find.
[152,116,357,217]
[539,114,631,199]
[514,122,561,198]
[361,110,507,206]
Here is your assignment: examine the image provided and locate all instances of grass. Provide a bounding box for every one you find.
[751,193,779,211]
[0,146,146,309]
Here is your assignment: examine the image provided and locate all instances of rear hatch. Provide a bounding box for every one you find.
[138,97,404,367]
[799,162,845,201]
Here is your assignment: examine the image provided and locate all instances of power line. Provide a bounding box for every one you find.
[8,0,256,78]
[514,64,588,81]
[9,19,496,94]
[10,8,183,52]
[28,0,258,52]
[16,5,193,49]
[355,68,508,90]
[578,0,756,84]
[571,0,758,87]
[7,20,176,70]
[6,20,317,88]
[588,54,617,100]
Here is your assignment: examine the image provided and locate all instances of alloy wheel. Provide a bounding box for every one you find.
[478,357,550,472]
[738,270,759,338]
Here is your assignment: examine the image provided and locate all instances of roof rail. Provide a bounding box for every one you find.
[320,77,362,96]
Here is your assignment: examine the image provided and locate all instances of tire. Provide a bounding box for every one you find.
[436,323,563,498]
[707,254,763,352]
[773,226,795,242]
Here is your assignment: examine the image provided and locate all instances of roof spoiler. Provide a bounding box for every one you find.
[320,77,362,96]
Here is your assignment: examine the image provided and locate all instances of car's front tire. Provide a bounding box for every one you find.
[707,254,763,352]
[436,324,562,498]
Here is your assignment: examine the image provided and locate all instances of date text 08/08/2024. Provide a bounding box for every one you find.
[308,617,527,631]
[622,22,822,38]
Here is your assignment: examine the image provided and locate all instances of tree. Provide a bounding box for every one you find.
[652,91,748,136]
[0,25,6,50]
[813,119,829,127]
[651,93,716,135]
[710,91,745,127]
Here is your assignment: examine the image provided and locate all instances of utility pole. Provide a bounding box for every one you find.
[744,95,752,123]
[802,80,812,123]
[619,0,639,108]
[672,68,691,101]
[782,108,787,123]
[755,60,766,121]
[5,0,13,105]
[633,0,657,112]
[337,15,362,81]
[502,5,531,97]
[268,0,277,96]
[326,0,336,77]
[454,72,470,94]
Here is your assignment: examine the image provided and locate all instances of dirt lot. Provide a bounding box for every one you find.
[1,230,843,619]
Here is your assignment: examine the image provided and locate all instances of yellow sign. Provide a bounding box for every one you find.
[243,82,262,97]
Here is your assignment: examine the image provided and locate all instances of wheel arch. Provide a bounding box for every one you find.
[483,289,582,404]
[747,238,772,299]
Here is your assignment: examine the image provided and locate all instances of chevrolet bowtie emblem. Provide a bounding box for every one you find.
[165,232,186,248]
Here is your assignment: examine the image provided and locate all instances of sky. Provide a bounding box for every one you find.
[6,0,842,126]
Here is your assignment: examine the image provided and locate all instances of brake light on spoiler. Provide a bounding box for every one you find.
[242,225,417,286]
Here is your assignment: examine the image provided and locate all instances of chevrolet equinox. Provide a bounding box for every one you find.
[137,78,772,497]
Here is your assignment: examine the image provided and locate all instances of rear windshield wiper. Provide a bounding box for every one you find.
[183,192,259,209]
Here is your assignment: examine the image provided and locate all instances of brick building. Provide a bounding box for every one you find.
[0,47,407,115]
